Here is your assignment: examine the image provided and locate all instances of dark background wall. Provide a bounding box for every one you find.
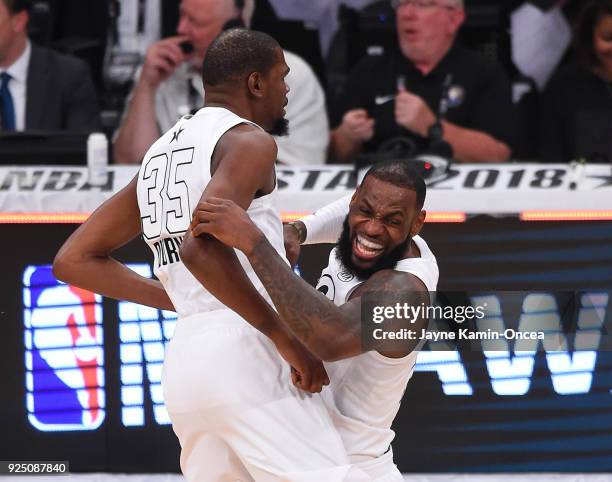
[1,218,611,472]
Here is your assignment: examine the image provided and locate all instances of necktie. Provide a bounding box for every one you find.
[0,72,16,131]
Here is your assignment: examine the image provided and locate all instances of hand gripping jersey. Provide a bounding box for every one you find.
[135,107,286,318]
[316,235,439,463]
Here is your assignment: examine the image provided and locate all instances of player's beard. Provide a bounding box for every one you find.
[268,117,289,136]
[335,216,411,280]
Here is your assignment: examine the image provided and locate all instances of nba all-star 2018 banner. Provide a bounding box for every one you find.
[0,164,611,214]
[1,218,612,472]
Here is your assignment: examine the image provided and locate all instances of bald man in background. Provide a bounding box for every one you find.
[113,0,329,165]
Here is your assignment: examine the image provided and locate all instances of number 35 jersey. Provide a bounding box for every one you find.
[135,107,285,318]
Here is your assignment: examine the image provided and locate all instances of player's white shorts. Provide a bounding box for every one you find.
[162,309,369,482]
[356,449,403,482]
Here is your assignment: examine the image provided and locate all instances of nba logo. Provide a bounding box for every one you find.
[23,265,105,431]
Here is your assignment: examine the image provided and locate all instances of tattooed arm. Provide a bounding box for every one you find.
[190,197,429,361]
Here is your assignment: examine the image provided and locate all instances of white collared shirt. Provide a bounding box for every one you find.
[1,40,31,131]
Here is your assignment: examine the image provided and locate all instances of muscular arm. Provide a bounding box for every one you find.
[442,120,511,163]
[179,126,287,341]
[53,176,174,311]
[113,78,162,165]
[246,235,429,361]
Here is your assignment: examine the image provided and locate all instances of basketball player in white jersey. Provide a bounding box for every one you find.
[190,160,439,481]
[54,29,368,482]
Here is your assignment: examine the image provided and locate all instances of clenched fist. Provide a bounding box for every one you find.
[338,109,375,143]
[394,86,436,137]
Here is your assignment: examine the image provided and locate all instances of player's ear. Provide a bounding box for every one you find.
[247,72,264,98]
[410,210,426,237]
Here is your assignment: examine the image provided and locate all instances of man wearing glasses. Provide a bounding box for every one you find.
[329,0,515,164]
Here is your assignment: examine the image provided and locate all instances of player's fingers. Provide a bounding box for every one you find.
[203,197,228,206]
[299,366,313,393]
[195,202,224,215]
[193,209,216,223]
[191,223,213,237]
[190,214,220,233]
[291,367,300,387]
[321,365,330,386]
[311,369,324,393]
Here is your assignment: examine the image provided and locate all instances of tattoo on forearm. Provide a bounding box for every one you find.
[248,237,427,358]
[249,238,346,344]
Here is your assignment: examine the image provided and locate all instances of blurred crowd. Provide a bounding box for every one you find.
[0,0,611,165]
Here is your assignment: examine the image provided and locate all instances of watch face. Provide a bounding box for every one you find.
[428,122,443,140]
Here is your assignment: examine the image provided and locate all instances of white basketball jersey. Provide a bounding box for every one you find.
[136,107,285,318]
[316,235,439,462]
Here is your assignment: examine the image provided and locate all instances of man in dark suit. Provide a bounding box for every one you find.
[0,0,101,131]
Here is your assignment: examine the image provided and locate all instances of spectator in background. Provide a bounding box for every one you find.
[0,0,100,131]
[329,0,514,164]
[113,0,329,165]
[539,0,612,163]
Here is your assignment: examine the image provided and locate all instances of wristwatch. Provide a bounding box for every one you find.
[285,221,307,244]
[428,118,444,142]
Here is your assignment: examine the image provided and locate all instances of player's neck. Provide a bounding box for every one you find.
[204,92,252,121]
[403,238,421,260]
